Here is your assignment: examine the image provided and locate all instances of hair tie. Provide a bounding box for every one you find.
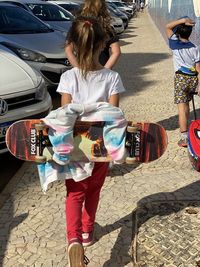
[84,20,92,26]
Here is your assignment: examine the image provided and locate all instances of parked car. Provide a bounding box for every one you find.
[50,1,81,16]
[122,1,135,9]
[0,43,52,153]
[0,0,74,34]
[106,0,133,19]
[110,14,124,34]
[52,0,124,34]
[107,4,128,29]
[0,3,71,89]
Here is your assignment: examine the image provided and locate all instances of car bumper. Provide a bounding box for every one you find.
[0,92,52,153]
[113,25,124,34]
[26,61,71,89]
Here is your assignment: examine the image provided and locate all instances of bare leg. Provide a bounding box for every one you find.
[177,102,190,132]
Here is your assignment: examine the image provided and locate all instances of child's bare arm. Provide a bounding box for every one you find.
[61,93,72,106]
[165,17,195,38]
[109,94,119,107]
[104,42,121,69]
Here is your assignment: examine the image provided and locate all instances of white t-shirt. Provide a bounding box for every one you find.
[169,34,200,73]
[57,67,125,104]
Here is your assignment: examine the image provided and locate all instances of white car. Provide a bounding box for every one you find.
[106,0,133,18]
[0,44,52,153]
[1,0,74,33]
[111,15,124,34]
[0,3,71,89]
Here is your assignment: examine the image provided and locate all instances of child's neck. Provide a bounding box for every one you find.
[92,63,104,71]
[91,57,104,71]
[179,37,189,43]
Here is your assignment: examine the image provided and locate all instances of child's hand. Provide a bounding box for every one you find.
[184,17,195,26]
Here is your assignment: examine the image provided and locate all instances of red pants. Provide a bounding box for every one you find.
[65,162,109,242]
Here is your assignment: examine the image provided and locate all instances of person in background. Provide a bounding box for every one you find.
[65,0,121,69]
[140,1,145,12]
[166,16,200,147]
[58,16,125,266]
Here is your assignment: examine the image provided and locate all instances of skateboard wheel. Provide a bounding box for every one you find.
[35,123,46,131]
[127,126,138,133]
[35,155,47,163]
[126,156,137,164]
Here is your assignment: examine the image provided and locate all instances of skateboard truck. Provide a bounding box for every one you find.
[126,125,140,164]
[34,122,50,163]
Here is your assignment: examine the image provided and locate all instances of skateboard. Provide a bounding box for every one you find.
[5,119,168,164]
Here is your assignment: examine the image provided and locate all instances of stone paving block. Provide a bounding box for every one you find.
[133,200,200,267]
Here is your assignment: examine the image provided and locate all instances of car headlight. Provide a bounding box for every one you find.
[35,78,47,100]
[2,42,46,63]
[16,48,46,62]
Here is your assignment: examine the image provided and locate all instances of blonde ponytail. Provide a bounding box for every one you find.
[66,16,107,77]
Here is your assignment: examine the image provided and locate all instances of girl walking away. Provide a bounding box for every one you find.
[58,16,126,266]
[65,0,121,69]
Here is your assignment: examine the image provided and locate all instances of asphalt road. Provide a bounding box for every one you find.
[0,90,60,193]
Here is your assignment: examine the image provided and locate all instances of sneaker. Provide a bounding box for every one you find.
[82,232,94,247]
[68,239,85,267]
[178,137,188,147]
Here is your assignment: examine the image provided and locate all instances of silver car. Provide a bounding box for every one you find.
[1,0,74,33]
[110,14,124,34]
[51,0,124,34]
[106,1,133,19]
[0,3,71,89]
[0,44,52,153]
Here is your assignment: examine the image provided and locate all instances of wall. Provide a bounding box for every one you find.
[147,0,200,45]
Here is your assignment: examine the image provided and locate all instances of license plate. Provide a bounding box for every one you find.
[0,122,12,138]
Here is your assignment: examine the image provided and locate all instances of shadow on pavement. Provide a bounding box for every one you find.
[93,214,133,267]
[93,180,200,266]
[115,52,170,97]
[108,163,140,177]
[120,33,138,40]
[136,180,200,219]
[119,39,138,47]
[0,211,28,267]
[157,108,200,131]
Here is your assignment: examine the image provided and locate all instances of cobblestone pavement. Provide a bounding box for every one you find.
[1,10,200,267]
[133,201,200,267]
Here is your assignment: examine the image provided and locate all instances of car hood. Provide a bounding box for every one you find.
[0,45,41,95]
[111,16,123,24]
[46,21,72,33]
[0,31,66,58]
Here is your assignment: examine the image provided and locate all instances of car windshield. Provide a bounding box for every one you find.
[108,5,119,15]
[113,2,126,7]
[0,5,52,33]
[27,3,74,21]
[108,3,119,11]
[59,3,80,13]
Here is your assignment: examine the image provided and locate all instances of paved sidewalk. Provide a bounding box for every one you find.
[1,11,200,267]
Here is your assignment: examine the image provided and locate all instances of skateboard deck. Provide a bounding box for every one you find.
[5,119,168,164]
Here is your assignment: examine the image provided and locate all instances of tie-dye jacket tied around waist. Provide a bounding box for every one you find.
[37,102,127,192]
